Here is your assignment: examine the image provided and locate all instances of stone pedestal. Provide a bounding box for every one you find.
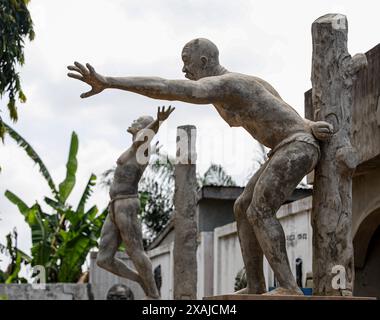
[204,294,376,300]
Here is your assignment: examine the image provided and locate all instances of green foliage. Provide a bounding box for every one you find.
[0,116,6,144]
[234,267,247,292]
[0,0,35,140]
[58,133,78,203]
[0,228,31,284]
[3,123,106,282]
[138,153,175,246]
[199,163,236,187]
[55,205,107,282]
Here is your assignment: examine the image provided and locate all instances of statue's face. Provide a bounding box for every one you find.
[127,116,152,135]
[181,47,204,80]
[127,118,143,134]
[106,285,134,300]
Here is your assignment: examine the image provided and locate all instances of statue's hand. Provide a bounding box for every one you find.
[157,105,175,122]
[310,121,334,141]
[67,62,107,98]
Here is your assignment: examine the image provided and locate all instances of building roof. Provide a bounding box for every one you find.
[197,186,244,202]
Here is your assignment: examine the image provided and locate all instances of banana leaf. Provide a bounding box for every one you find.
[5,251,22,284]
[64,209,83,230]
[56,236,92,282]
[4,128,108,283]
[4,190,29,216]
[91,207,107,230]
[76,174,96,214]
[84,205,98,222]
[44,197,64,211]
[0,230,31,284]
[5,192,51,266]
[58,132,78,203]
[3,122,59,198]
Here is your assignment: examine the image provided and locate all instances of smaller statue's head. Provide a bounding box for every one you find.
[127,115,154,135]
[106,284,134,300]
[181,38,220,80]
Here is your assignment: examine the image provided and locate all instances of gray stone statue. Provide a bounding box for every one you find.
[96,106,174,299]
[68,38,332,295]
[106,284,134,300]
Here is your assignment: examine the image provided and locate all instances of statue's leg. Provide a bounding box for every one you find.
[114,198,160,299]
[247,141,318,294]
[96,214,144,286]
[233,162,268,294]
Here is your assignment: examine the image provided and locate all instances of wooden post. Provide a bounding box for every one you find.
[173,125,198,299]
[311,14,367,296]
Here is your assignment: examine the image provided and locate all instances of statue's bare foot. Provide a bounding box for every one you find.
[234,287,248,294]
[233,287,267,295]
[262,287,303,296]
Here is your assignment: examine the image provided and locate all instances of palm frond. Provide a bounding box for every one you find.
[3,122,59,197]
[76,174,96,213]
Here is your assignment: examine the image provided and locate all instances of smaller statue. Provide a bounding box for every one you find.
[106,284,134,300]
[96,106,175,299]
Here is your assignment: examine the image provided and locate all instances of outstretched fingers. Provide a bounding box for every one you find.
[74,61,89,75]
[67,65,82,73]
[67,72,84,81]
[67,64,84,80]
[80,89,97,99]
[86,63,95,74]
[67,63,89,81]
[169,105,175,113]
[166,105,175,115]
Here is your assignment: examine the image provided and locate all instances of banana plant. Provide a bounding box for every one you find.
[199,163,236,187]
[0,229,31,284]
[3,123,107,282]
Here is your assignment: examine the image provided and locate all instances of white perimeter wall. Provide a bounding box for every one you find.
[212,196,312,296]
[90,196,313,299]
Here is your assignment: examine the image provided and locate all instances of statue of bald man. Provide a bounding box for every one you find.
[97,106,174,299]
[68,38,332,295]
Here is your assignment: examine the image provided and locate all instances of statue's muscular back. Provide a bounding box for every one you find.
[212,72,310,149]
[109,146,147,198]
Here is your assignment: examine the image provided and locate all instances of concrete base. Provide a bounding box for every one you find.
[0,284,93,300]
[204,294,376,300]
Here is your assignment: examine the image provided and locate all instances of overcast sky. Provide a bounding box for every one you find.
[1,0,379,271]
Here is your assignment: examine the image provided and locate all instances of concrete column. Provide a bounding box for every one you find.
[311,14,367,296]
[173,125,198,299]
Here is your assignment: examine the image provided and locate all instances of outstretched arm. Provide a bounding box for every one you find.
[67,62,223,104]
[132,105,175,150]
[117,106,175,165]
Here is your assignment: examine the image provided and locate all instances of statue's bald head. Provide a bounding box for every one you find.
[183,38,220,64]
[127,115,154,135]
[135,116,154,129]
[181,38,221,80]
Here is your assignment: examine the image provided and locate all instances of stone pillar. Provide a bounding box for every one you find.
[173,125,198,299]
[311,14,367,296]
